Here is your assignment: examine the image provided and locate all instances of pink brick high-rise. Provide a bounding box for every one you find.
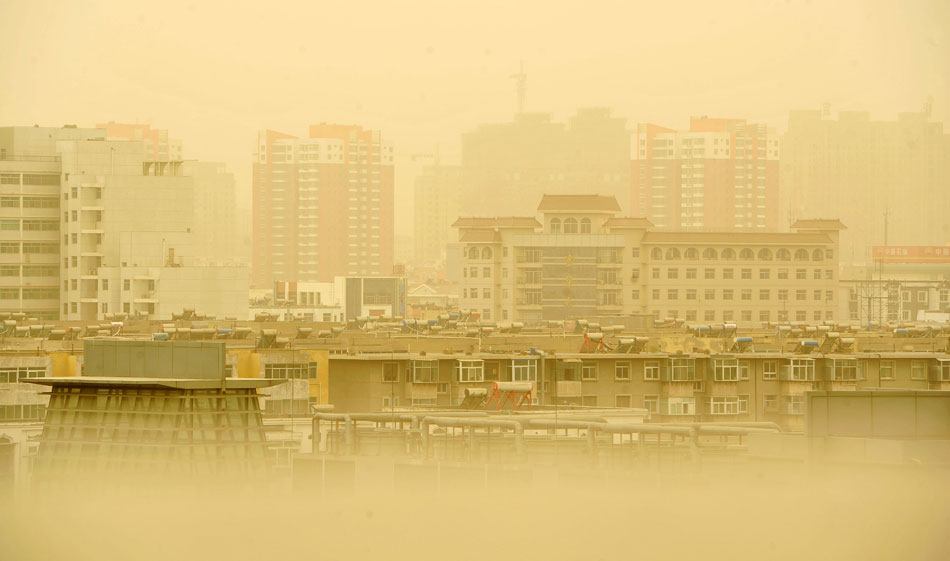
[631,117,779,231]
[252,125,394,287]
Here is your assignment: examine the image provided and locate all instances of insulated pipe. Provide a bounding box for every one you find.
[421,416,524,458]
[653,421,783,432]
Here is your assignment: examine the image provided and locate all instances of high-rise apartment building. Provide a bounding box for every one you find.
[454,195,841,324]
[631,117,779,230]
[252,125,394,287]
[461,109,630,217]
[413,163,461,268]
[781,107,950,264]
[97,122,183,160]
[0,125,248,321]
[180,161,241,265]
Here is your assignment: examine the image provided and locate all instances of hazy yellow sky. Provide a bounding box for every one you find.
[1,0,947,234]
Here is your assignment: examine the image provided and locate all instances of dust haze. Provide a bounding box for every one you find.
[0,1,948,560]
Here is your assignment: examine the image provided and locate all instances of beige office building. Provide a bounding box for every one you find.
[454,195,842,324]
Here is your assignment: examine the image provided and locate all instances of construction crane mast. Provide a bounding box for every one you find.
[509,61,526,115]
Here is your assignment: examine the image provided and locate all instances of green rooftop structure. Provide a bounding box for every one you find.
[29,340,283,480]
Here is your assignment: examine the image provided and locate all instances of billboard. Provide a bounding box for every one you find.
[872,246,950,264]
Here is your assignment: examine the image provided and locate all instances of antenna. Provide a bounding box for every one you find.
[509,61,526,115]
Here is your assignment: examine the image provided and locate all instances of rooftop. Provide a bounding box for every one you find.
[641,231,833,245]
[791,219,848,230]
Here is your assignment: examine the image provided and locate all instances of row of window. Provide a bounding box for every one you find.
[0,366,47,383]
[0,196,59,208]
[650,288,834,302]
[650,247,831,262]
[381,359,539,384]
[0,173,60,186]
[549,217,592,234]
[0,403,47,421]
[0,219,59,231]
[263,362,318,379]
[0,288,59,300]
[652,267,834,281]
[654,309,835,322]
[0,242,57,254]
[0,265,57,277]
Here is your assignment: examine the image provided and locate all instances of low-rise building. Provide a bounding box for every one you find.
[454,195,843,325]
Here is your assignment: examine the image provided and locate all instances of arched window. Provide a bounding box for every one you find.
[703,248,718,260]
[758,248,773,261]
[740,248,754,261]
[580,218,591,234]
[468,247,479,260]
[777,248,791,261]
[684,248,698,260]
[665,248,681,260]
[550,218,561,234]
[564,218,578,234]
[481,247,492,260]
[794,249,809,261]
[721,248,736,260]
[651,248,663,260]
[812,249,824,261]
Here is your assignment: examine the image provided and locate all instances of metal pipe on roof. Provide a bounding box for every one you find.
[421,416,524,458]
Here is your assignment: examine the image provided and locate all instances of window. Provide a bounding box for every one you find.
[667,289,678,300]
[784,395,804,415]
[0,242,18,254]
[643,395,658,412]
[0,196,18,208]
[788,359,815,381]
[669,358,696,381]
[702,248,717,260]
[630,289,640,300]
[704,268,715,280]
[704,310,715,321]
[763,361,777,379]
[0,288,19,299]
[794,249,809,261]
[723,289,733,300]
[456,360,484,382]
[482,288,490,299]
[796,290,806,301]
[382,362,399,382]
[481,247,492,260]
[123,279,131,291]
[550,218,561,234]
[723,268,734,280]
[764,394,777,409]
[615,361,631,380]
[0,219,18,231]
[917,291,928,303]
[704,289,715,301]
[760,289,770,301]
[22,219,58,231]
[581,363,598,381]
[686,289,696,300]
[651,248,662,260]
[470,267,478,278]
[826,359,858,381]
[667,397,695,415]
[563,218,578,234]
[263,362,318,379]
[437,383,448,394]
[631,247,640,258]
[814,269,822,280]
[0,366,46,383]
[483,267,491,278]
[709,396,741,415]
[667,268,678,279]
[102,279,109,290]
[741,269,752,281]
[741,289,752,301]
[878,360,895,380]
[813,290,821,301]
[580,218,591,233]
[713,358,739,382]
[740,248,754,261]
[778,268,789,280]
[644,361,659,381]
[758,249,773,261]
[911,360,927,380]
[651,289,660,300]
[615,395,632,408]
[510,359,536,382]
[411,360,439,383]
[778,289,788,301]
[739,361,750,380]
[796,310,807,321]
[652,268,660,279]
[796,269,806,280]
[582,395,598,407]
[741,310,752,321]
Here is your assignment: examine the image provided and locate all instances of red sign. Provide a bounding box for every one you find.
[872,246,950,264]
